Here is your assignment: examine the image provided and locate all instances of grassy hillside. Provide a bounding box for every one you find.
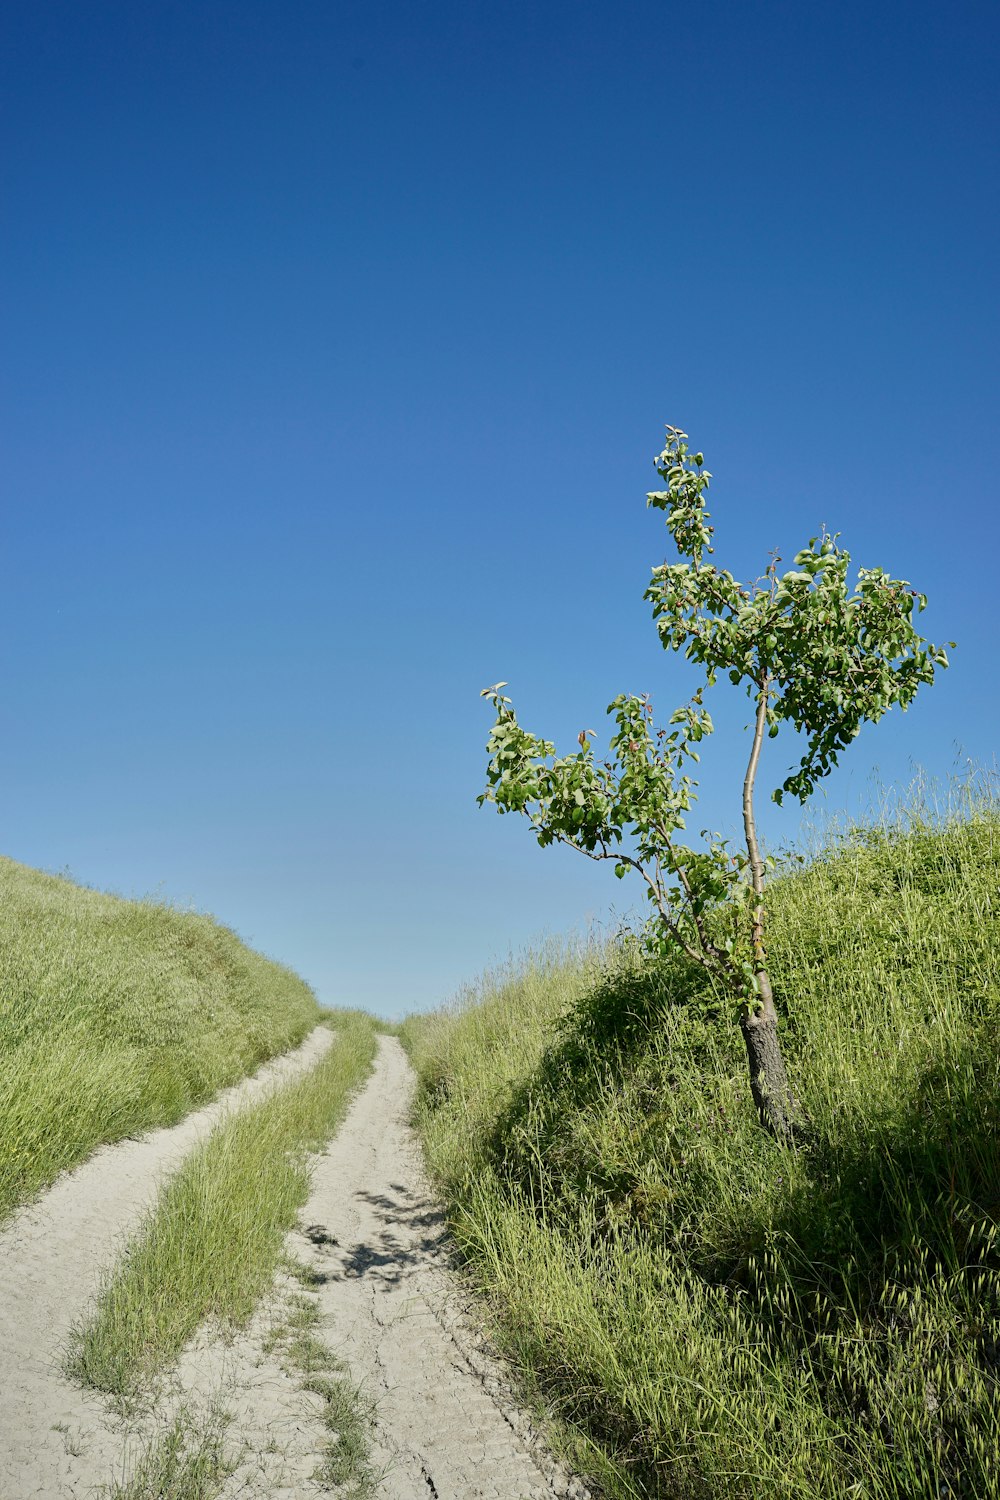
[0,855,320,1220]
[403,801,1000,1499]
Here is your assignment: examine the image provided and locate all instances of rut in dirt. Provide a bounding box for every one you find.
[288,1034,587,1500]
[0,1027,335,1499]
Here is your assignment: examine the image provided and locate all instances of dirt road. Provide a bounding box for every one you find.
[0,1028,335,1498]
[287,1035,583,1499]
[0,1030,587,1499]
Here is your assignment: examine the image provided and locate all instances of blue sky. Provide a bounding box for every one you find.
[2,1,997,1016]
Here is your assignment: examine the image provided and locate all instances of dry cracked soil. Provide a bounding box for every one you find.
[0,1030,591,1500]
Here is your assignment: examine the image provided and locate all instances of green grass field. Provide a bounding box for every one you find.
[403,796,1000,1499]
[0,856,320,1220]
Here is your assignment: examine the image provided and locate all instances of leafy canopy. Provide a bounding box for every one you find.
[480,427,950,987]
[644,428,948,804]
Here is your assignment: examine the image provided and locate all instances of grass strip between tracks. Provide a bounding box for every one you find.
[70,1013,377,1398]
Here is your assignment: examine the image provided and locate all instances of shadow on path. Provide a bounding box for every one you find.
[304,1186,447,1288]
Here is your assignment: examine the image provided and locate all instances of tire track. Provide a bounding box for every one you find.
[0,1026,334,1498]
[286,1035,591,1500]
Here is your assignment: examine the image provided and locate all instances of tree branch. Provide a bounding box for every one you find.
[656,824,731,970]
[553,834,715,973]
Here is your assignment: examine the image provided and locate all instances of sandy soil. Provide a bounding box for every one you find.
[284,1035,589,1500]
[0,1030,590,1500]
[0,1027,334,1498]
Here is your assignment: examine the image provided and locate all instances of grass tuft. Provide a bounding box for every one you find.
[99,1404,233,1500]
[403,793,1000,1499]
[267,1268,381,1499]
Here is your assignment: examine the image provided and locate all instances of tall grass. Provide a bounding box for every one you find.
[403,795,1000,1499]
[0,856,320,1220]
[70,1014,377,1397]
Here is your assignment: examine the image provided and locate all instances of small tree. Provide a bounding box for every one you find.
[479,427,950,1138]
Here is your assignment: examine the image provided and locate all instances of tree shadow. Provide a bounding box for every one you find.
[484,943,724,1206]
[735,1033,1000,1297]
[301,1186,449,1288]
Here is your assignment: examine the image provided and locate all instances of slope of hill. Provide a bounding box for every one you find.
[0,855,320,1220]
[404,800,1000,1499]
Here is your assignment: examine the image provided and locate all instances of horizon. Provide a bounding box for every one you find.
[3,0,997,1016]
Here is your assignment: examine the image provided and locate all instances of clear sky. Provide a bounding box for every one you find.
[2,1,997,1016]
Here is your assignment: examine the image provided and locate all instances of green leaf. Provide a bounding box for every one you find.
[478,423,949,1020]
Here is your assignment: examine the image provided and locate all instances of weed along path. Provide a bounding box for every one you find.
[0,1026,334,1498]
[288,1034,582,1500]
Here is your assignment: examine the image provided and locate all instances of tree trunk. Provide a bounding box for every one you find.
[739,973,803,1140]
[739,676,804,1140]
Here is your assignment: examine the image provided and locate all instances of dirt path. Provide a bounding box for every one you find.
[285,1035,585,1500]
[0,1030,588,1499]
[0,1026,334,1498]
